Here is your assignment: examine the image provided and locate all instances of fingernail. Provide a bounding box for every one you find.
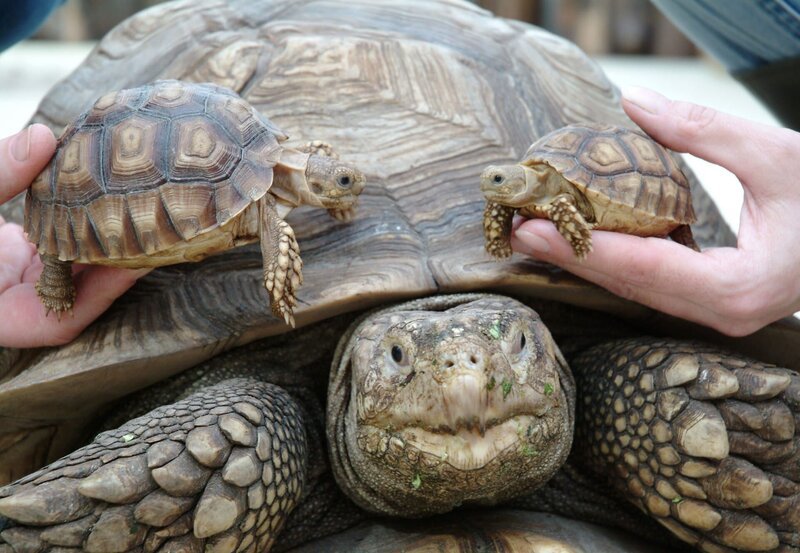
[10,126,32,162]
[516,229,551,254]
[621,86,667,115]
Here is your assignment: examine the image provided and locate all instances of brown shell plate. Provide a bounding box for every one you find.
[24,80,285,261]
[523,123,695,224]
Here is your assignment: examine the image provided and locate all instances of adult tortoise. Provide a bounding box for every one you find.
[0,0,799,551]
[24,79,366,326]
[1,294,799,553]
[481,123,699,260]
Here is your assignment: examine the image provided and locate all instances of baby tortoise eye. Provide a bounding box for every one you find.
[337,174,353,188]
[509,331,527,355]
[493,173,504,184]
[391,345,404,364]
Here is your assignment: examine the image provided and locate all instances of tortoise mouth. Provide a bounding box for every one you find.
[359,413,552,471]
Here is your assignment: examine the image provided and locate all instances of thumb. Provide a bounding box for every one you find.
[0,124,57,205]
[621,86,799,194]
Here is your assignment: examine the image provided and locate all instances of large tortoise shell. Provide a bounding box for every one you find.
[523,123,695,224]
[24,80,287,262]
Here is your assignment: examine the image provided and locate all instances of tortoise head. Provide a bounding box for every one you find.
[305,156,366,221]
[327,295,575,517]
[481,163,560,208]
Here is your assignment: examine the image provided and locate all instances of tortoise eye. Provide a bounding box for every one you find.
[492,174,504,184]
[510,331,526,355]
[391,345,404,364]
[337,175,352,189]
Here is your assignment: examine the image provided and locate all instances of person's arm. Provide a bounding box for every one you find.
[512,87,800,336]
[0,125,148,348]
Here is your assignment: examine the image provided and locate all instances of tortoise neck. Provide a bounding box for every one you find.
[270,163,324,209]
[524,165,592,217]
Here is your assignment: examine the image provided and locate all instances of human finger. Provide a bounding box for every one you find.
[621,86,800,194]
[0,221,37,292]
[510,219,766,334]
[0,266,149,348]
[0,124,57,204]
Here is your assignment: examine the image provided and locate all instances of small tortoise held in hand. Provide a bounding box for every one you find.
[481,123,698,259]
[24,80,366,326]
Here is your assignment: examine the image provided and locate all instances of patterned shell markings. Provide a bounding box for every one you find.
[524,123,695,224]
[24,81,283,263]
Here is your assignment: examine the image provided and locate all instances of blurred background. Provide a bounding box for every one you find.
[0,0,784,234]
[31,0,696,56]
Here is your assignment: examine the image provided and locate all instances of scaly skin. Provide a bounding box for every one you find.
[327,295,575,517]
[1,295,798,553]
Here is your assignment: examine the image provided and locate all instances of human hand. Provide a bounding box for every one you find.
[511,87,800,336]
[1,125,149,348]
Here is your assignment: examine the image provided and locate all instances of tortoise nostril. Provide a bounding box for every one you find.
[469,355,478,365]
[444,360,455,369]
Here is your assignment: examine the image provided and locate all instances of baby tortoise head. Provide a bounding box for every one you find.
[306,156,366,222]
[481,163,575,210]
[481,163,594,260]
[330,296,574,517]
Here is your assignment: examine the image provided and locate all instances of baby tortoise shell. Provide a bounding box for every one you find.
[24,80,366,325]
[481,123,697,259]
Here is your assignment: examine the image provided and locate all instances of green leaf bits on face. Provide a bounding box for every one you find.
[544,382,554,396]
[521,444,538,457]
[411,473,422,490]
[501,378,512,399]
[671,495,684,504]
[489,321,501,340]
[486,376,496,390]
[122,433,135,443]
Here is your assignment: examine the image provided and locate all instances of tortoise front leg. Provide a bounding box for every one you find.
[483,201,516,259]
[298,140,339,160]
[0,378,307,553]
[35,254,76,319]
[258,196,303,327]
[572,338,800,553]
[545,194,593,260]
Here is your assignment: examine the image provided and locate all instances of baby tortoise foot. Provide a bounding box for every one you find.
[299,140,340,159]
[35,255,76,319]
[483,201,516,259]
[0,379,307,553]
[574,338,800,553]
[260,201,303,327]
[548,194,592,260]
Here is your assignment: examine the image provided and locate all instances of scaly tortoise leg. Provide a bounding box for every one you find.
[298,140,339,160]
[545,194,593,260]
[0,378,307,553]
[572,338,800,553]
[258,196,302,327]
[483,201,516,259]
[35,255,76,319]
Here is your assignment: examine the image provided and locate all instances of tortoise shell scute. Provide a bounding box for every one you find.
[524,123,693,221]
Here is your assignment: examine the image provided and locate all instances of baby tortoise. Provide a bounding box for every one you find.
[24,80,366,326]
[481,123,698,259]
